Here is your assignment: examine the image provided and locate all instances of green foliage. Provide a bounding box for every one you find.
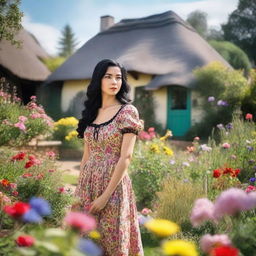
[0,148,72,225]
[222,0,256,64]
[186,10,208,38]
[130,139,173,209]
[209,40,251,75]
[41,57,66,72]
[187,61,248,139]
[58,24,79,57]
[0,0,23,46]
[241,70,256,120]
[133,86,164,135]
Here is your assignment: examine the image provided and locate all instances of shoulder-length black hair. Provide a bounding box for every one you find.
[76,59,132,138]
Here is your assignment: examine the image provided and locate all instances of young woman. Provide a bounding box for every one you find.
[75,59,144,256]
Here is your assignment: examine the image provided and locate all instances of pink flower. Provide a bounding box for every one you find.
[58,187,65,193]
[30,96,37,101]
[138,131,151,140]
[190,198,215,227]
[245,185,256,193]
[18,116,28,123]
[48,169,55,173]
[141,208,152,215]
[46,151,56,158]
[214,188,252,219]
[14,122,26,131]
[12,191,19,196]
[64,212,97,232]
[194,136,200,141]
[245,113,253,120]
[30,113,41,119]
[200,234,232,253]
[148,127,155,133]
[222,143,230,149]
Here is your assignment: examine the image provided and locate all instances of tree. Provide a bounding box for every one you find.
[222,0,256,65]
[0,0,23,45]
[58,24,79,57]
[186,10,208,38]
[207,28,224,41]
[209,40,251,75]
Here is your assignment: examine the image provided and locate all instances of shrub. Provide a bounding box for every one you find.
[187,62,248,139]
[0,89,53,146]
[209,40,251,75]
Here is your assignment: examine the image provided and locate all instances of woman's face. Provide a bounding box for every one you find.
[101,66,122,97]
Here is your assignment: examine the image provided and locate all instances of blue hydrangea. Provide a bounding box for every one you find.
[29,197,51,216]
[77,239,103,256]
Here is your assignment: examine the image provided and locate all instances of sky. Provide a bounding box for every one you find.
[20,0,239,56]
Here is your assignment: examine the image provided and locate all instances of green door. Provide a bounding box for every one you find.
[167,86,191,137]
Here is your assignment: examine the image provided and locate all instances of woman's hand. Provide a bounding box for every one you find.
[88,194,109,214]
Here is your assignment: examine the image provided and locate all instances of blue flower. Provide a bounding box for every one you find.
[22,209,43,223]
[249,177,256,183]
[29,197,51,216]
[77,239,103,256]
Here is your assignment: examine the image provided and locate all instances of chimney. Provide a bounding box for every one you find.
[100,15,114,32]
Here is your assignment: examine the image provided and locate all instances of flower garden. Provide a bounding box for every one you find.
[1,83,256,256]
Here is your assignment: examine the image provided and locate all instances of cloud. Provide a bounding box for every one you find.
[22,15,61,56]
[22,0,238,55]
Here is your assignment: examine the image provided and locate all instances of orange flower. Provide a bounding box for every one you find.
[1,179,10,187]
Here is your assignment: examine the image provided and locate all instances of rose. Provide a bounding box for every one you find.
[16,235,35,247]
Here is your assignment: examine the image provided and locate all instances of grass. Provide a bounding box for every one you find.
[62,174,78,185]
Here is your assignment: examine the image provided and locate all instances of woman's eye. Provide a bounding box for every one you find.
[116,77,122,80]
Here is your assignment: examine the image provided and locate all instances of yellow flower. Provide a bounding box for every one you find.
[150,144,161,153]
[163,146,174,156]
[160,130,173,141]
[162,240,198,256]
[55,117,78,127]
[144,219,180,237]
[65,130,78,141]
[88,230,101,239]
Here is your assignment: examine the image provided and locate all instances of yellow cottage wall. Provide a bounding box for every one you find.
[60,74,203,128]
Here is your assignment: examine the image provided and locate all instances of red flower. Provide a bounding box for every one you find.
[12,191,19,196]
[24,161,34,169]
[1,179,10,187]
[232,169,240,177]
[223,168,233,175]
[245,113,253,120]
[4,202,30,218]
[22,173,33,178]
[210,246,239,256]
[16,235,35,247]
[213,169,222,178]
[11,152,26,161]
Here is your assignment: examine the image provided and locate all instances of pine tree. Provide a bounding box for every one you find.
[58,24,79,57]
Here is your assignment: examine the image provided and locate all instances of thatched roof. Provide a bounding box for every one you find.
[45,10,230,89]
[0,29,50,81]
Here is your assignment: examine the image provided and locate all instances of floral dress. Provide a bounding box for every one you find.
[74,104,144,256]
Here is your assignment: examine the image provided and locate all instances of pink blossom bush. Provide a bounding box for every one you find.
[200,234,232,253]
[190,198,215,227]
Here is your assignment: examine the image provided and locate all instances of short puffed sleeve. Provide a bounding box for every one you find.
[117,104,144,135]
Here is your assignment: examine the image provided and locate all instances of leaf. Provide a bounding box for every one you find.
[36,241,60,253]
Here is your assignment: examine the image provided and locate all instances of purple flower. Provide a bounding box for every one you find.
[138,215,153,225]
[22,209,43,223]
[248,159,255,164]
[225,123,233,129]
[208,96,215,102]
[77,238,103,256]
[250,177,256,183]
[29,197,51,216]
[200,144,212,152]
[247,146,254,151]
[217,100,228,106]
